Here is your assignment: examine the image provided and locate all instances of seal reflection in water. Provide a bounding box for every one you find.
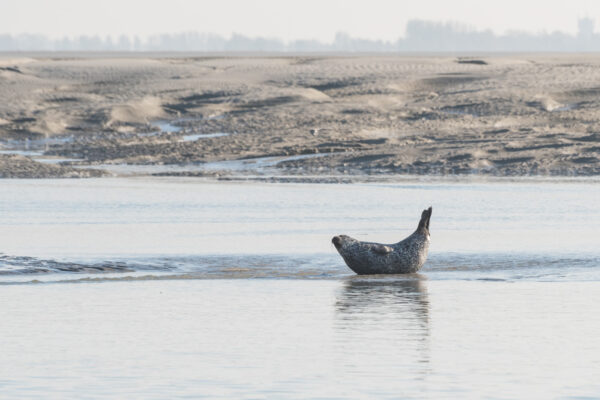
[332,207,432,275]
[335,278,431,368]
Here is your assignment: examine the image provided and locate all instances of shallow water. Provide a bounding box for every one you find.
[86,152,332,176]
[1,178,599,398]
[201,153,332,172]
[0,149,44,157]
[181,132,230,142]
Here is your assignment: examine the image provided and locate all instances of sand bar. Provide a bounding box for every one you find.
[1,54,599,178]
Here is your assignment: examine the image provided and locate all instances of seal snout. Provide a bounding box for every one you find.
[332,235,343,250]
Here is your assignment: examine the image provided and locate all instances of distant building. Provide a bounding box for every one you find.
[578,17,595,40]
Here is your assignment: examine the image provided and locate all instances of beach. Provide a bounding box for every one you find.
[1,54,600,179]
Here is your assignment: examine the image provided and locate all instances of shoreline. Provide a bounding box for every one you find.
[3,163,600,184]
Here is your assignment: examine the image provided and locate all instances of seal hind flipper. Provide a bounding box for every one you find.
[417,206,432,232]
[371,244,393,255]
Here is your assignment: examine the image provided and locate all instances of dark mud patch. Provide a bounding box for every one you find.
[505,143,572,152]
[12,117,36,123]
[344,154,395,164]
[583,146,600,153]
[341,108,369,114]
[484,129,510,135]
[439,102,489,117]
[46,97,81,103]
[237,95,304,109]
[0,66,22,74]
[456,59,488,65]
[302,77,364,92]
[539,133,568,139]
[422,74,487,89]
[570,133,600,142]
[447,154,473,162]
[166,90,242,113]
[316,141,364,150]
[571,156,599,164]
[180,91,239,103]
[492,156,535,165]
[358,138,388,145]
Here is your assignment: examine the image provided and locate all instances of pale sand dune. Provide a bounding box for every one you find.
[0,54,599,178]
[108,96,167,126]
[31,110,68,135]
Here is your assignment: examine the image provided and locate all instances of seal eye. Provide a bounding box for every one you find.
[332,236,342,249]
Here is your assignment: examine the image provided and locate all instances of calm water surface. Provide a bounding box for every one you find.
[1,178,599,398]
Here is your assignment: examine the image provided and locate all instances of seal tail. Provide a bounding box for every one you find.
[417,206,432,232]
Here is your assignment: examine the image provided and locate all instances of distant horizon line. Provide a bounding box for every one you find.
[2,16,600,41]
[2,18,600,52]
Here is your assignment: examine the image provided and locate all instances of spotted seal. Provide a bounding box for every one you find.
[332,207,432,275]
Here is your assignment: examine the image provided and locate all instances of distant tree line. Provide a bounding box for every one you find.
[1,18,598,52]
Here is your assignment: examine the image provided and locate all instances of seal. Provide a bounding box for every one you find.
[332,207,432,275]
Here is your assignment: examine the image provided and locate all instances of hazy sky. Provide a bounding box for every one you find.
[3,0,600,41]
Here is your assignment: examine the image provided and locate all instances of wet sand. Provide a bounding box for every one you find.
[1,54,600,179]
[0,154,106,178]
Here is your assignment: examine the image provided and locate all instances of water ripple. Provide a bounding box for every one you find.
[1,252,599,284]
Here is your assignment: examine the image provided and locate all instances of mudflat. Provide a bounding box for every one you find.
[1,54,599,178]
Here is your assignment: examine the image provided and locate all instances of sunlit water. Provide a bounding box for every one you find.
[1,178,600,398]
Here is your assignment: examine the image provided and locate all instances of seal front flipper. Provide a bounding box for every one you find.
[371,244,393,255]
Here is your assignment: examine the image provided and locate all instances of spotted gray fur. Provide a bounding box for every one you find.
[332,207,432,275]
